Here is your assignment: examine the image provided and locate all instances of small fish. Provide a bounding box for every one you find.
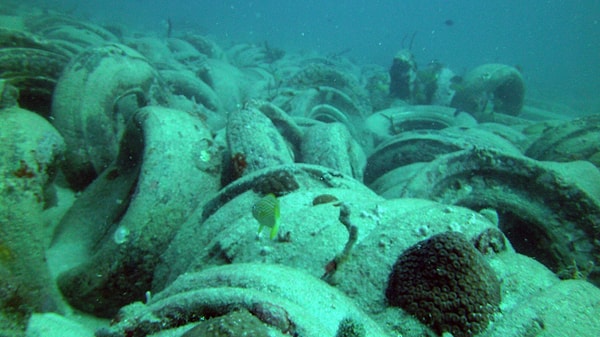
[252,194,280,239]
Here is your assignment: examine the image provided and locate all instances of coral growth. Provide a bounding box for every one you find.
[12,160,36,178]
[386,231,501,337]
[231,152,247,178]
[336,317,366,337]
[251,169,299,196]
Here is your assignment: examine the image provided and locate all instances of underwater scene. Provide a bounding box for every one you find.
[1,0,600,336]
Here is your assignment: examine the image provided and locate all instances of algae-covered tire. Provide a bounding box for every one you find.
[285,63,372,115]
[288,86,364,120]
[451,63,525,116]
[365,105,478,146]
[0,28,71,115]
[24,13,119,56]
[159,69,221,111]
[51,43,168,189]
[0,106,65,318]
[98,264,390,337]
[50,107,219,317]
[154,162,380,289]
[284,86,372,152]
[301,122,366,181]
[226,103,295,179]
[525,114,600,167]
[0,47,69,112]
[364,126,522,186]
[0,27,71,56]
[397,148,600,284]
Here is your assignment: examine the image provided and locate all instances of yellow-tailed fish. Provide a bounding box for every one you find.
[252,193,280,239]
